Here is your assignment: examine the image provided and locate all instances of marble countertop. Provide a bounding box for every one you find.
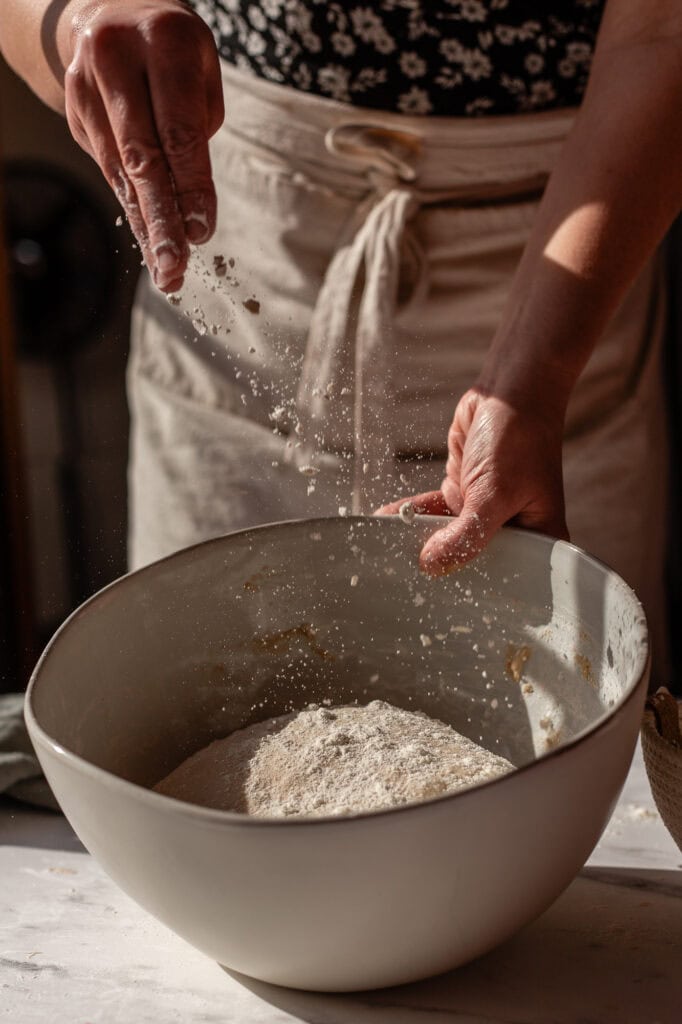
[2,742,681,1024]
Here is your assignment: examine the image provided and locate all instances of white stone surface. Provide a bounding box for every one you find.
[1,743,680,1024]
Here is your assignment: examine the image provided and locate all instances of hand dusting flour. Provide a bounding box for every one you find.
[154,700,514,817]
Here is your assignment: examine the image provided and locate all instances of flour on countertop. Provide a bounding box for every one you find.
[154,700,514,818]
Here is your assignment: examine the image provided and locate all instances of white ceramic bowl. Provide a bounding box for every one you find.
[25,516,649,991]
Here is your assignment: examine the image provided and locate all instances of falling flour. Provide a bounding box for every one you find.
[154,700,514,818]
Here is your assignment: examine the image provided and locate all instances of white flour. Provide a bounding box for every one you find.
[154,700,514,817]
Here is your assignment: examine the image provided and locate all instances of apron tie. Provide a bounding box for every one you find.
[288,124,424,513]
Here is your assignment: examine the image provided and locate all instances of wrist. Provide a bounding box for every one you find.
[474,347,575,426]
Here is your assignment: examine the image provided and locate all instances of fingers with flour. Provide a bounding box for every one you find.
[373,490,454,518]
[63,1,224,291]
[145,13,223,247]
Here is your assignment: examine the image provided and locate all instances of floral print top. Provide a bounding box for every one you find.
[190,0,605,116]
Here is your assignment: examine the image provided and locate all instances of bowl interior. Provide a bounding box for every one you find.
[29,516,648,794]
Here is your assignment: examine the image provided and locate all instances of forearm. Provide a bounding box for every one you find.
[0,0,96,112]
[480,16,682,413]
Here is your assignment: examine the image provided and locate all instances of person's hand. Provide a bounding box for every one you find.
[375,387,569,575]
[63,0,224,291]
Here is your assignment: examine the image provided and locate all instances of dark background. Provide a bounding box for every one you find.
[0,57,138,692]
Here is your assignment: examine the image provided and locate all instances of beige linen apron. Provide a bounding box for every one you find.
[128,63,669,680]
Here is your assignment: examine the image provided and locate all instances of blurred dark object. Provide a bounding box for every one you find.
[4,159,117,610]
[0,155,35,693]
[665,216,682,697]
[1,155,137,669]
[0,60,138,694]
[5,159,116,359]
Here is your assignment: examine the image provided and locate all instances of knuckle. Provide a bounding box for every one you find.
[142,8,202,48]
[84,20,130,60]
[104,164,127,196]
[64,64,88,104]
[107,169,142,220]
[63,77,93,151]
[159,123,203,159]
[140,12,174,46]
[446,423,464,452]
[444,451,457,475]
[119,141,162,178]
[441,480,460,509]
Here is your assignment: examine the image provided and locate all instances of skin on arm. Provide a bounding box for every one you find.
[377,0,682,574]
[0,0,224,291]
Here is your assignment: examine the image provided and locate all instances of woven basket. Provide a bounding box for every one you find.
[641,688,682,854]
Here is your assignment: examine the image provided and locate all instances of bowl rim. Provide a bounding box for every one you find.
[24,517,650,829]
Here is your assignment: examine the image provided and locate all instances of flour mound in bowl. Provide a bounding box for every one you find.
[154,700,514,817]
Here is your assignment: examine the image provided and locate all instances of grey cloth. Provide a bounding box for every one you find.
[0,694,60,811]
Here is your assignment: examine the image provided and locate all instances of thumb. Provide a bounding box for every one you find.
[419,495,504,577]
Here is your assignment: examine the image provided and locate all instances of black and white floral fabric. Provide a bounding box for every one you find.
[190,0,605,116]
